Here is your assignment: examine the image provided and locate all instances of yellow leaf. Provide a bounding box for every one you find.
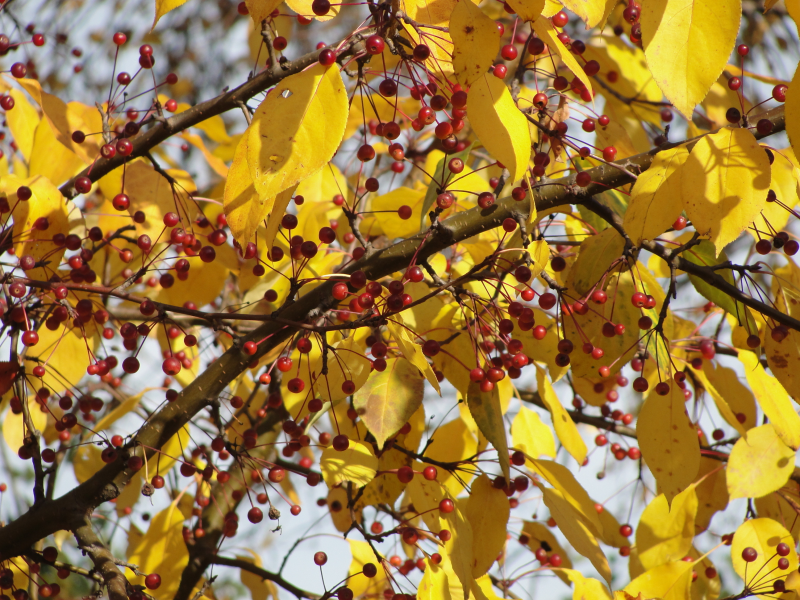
[636,384,700,503]
[782,57,800,161]
[126,501,189,600]
[594,117,637,160]
[442,502,474,600]
[542,487,611,584]
[417,559,452,600]
[766,282,800,402]
[425,418,478,496]
[568,228,624,296]
[450,0,500,87]
[640,0,740,118]
[357,414,424,510]
[295,161,347,205]
[692,365,747,437]
[27,323,98,395]
[223,132,260,245]
[247,63,347,201]
[559,0,606,27]
[681,127,770,256]
[15,80,102,164]
[636,486,698,570]
[466,381,510,481]
[694,456,729,533]
[532,17,592,98]
[156,252,229,309]
[529,458,604,536]
[511,405,556,459]
[372,187,426,239]
[7,89,41,162]
[701,361,757,431]
[535,366,587,464]
[739,351,800,450]
[467,74,531,184]
[308,331,372,407]
[263,184,300,254]
[750,148,799,242]
[237,551,278,600]
[584,37,663,128]
[96,391,147,432]
[3,398,47,454]
[727,424,795,500]
[555,569,612,600]
[320,439,378,487]
[245,0,283,26]
[179,132,229,178]
[353,358,425,449]
[6,175,70,280]
[624,561,694,600]
[406,460,447,532]
[388,320,440,394]
[731,518,799,584]
[527,239,550,280]
[519,311,569,381]
[153,0,189,27]
[29,119,84,185]
[504,0,544,21]
[109,161,198,239]
[471,576,502,600]
[465,474,510,577]
[594,503,632,548]
[754,479,800,540]
[348,540,387,598]
[623,146,690,245]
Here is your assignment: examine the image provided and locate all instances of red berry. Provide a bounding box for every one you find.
[319,49,336,66]
[145,574,161,590]
[248,507,263,523]
[552,10,568,26]
[501,44,518,60]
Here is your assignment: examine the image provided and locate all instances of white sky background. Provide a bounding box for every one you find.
[1,1,800,599]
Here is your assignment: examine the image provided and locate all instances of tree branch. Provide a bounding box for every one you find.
[58,30,375,199]
[72,518,129,600]
[0,104,786,566]
[211,556,318,599]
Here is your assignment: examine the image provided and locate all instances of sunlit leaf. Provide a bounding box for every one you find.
[467,75,531,184]
[681,127,771,256]
[450,0,500,87]
[640,0,741,118]
[727,424,795,500]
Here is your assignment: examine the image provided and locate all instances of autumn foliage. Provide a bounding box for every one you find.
[3,0,800,600]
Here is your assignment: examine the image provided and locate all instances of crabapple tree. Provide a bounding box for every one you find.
[1,0,800,600]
